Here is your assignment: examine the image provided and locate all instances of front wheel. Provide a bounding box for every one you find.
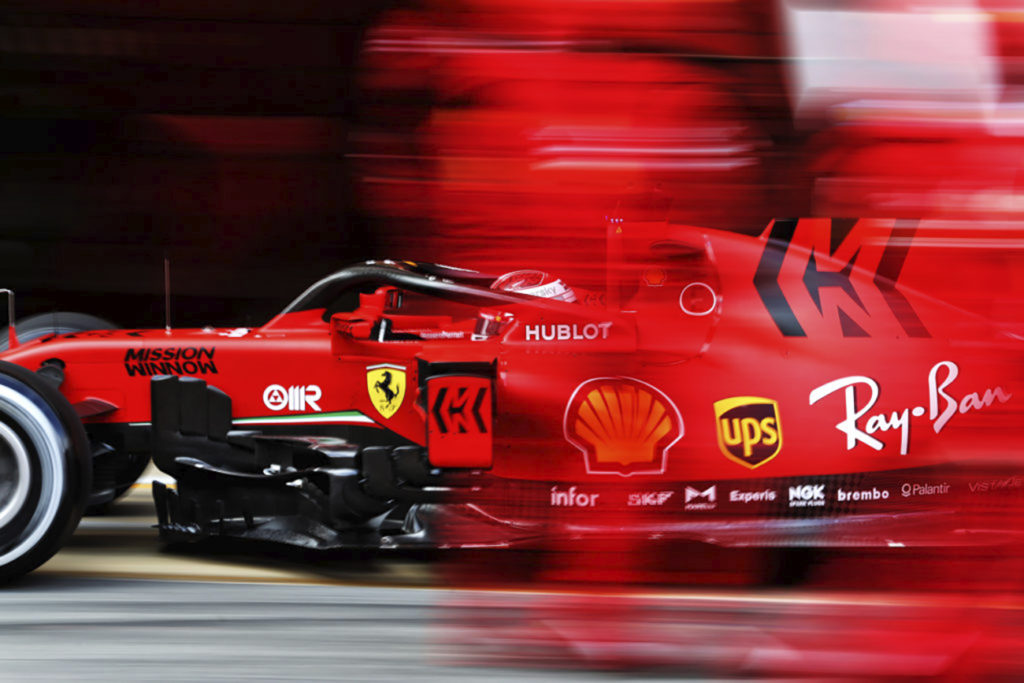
[0,311,117,351]
[0,361,90,583]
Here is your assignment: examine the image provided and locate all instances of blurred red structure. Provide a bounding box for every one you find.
[349,1,1024,676]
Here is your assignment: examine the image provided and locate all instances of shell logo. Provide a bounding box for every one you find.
[564,377,683,476]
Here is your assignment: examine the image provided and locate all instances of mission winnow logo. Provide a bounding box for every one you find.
[124,347,217,376]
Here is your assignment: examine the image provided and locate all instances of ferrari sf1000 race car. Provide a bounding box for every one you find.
[0,217,1022,582]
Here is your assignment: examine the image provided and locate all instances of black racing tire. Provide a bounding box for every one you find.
[0,311,141,512]
[0,312,117,351]
[0,360,91,583]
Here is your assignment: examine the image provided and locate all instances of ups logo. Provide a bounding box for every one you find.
[713,397,782,469]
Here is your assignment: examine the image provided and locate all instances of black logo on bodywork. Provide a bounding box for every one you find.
[124,347,218,376]
[754,218,929,338]
[431,386,488,434]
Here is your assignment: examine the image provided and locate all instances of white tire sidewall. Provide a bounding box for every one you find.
[0,381,67,567]
[0,421,32,529]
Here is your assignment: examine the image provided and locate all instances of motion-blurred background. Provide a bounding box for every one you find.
[2,0,1022,323]
[8,4,1024,677]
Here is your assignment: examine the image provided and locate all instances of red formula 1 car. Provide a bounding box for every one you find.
[0,217,1022,582]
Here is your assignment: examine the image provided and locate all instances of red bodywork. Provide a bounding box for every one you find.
[3,218,1023,548]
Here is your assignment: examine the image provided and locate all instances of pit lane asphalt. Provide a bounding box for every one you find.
[9,485,1024,679]
[16,487,565,681]
[6,576,657,682]
[7,573,1024,680]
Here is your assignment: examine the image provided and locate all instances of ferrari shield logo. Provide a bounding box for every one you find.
[367,364,406,419]
[714,396,782,469]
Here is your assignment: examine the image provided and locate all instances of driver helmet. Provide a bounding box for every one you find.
[490,269,577,303]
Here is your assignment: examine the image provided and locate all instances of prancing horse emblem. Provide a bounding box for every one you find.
[366,364,406,419]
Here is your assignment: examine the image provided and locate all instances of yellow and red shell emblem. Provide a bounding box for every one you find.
[564,377,683,476]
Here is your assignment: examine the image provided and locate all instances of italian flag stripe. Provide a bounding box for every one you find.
[233,411,378,426]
